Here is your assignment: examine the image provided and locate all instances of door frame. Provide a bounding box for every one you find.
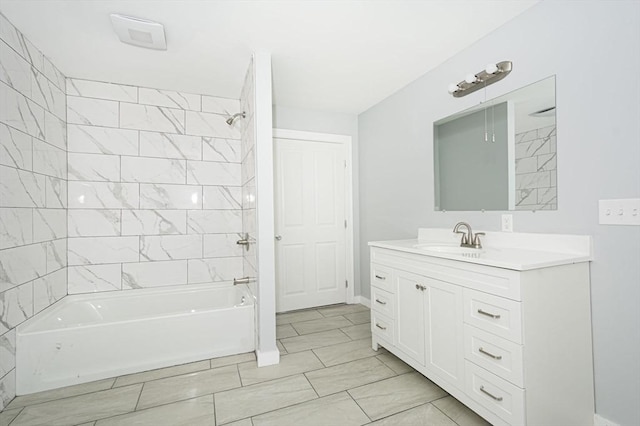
[273,128,355,305]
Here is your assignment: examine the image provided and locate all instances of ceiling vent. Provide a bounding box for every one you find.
[110,14,167,50]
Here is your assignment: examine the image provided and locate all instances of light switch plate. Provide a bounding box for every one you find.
[598,198,640,225]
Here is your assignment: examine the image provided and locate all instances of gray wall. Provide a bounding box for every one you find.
[272,106,362,297]
[358,1,639,424]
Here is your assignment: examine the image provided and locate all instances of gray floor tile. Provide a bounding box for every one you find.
[252,392,370,426]
[291,315,352,335]
[280,329,351,353]
[113,359,210,387]
[276,310,323,325]
[210,352,256,369]
[276,340,288,354]
[276,324,298,339]
[222,419,253,426]
[7,378,115,409]
[375,353,414,374]
[214,375,318,424]
[0,407,23,425]
[317,304,369,318]
[369,403,457,426]
[341,323,372,340]
[136,365,240,410]
[312,338,380,367]
[348,372,447,420]
[96,395,215,426]
[238,350,324,386]
[432,396,491,426]
[10,384,142,426]
[345,311,371,325]
[305,356,395,396]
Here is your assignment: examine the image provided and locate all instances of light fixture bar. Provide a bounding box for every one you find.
[448,61,513,98]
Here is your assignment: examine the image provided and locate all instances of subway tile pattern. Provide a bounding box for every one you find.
[0,305,489,426]
[0,13,67,409]
[514,125,557,210]
[65,76,243,298]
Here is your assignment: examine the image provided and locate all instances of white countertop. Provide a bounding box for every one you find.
[369,229,593,271]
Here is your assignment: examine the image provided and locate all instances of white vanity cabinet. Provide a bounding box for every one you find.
[370,233,595,426]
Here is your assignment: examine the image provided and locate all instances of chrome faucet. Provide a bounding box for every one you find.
[453,222,484,249]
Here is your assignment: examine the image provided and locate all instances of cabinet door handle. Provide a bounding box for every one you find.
[479,347,503,360]
[375,275,386,280]
[477,308,501,319]
[415,284,426,291]
[375,323,386,330]
[480,385,503,401]
[375,299,386,305]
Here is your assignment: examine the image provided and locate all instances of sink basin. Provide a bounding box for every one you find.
[412,244,484,255]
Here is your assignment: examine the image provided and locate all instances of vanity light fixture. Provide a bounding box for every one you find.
[447,61,513,98]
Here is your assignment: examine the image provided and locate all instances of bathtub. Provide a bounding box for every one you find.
[16,283,255,394]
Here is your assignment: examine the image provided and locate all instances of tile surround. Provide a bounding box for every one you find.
[515,125,557,210]
[0,14,68,409]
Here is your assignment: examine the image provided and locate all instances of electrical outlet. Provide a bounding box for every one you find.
[501,214,513,232]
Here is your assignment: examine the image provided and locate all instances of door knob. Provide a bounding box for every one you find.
[275,235,282,241]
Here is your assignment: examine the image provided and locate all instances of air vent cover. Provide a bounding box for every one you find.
[110,14,167,50]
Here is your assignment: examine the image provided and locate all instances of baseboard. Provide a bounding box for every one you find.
[256,348,280,367]
[354,296,371,308]
[594,414,620,426]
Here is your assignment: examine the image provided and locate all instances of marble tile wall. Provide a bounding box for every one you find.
[240,59,257,296]
[514,125,557,210]
[66,77,243,294]
[0,13,68,409]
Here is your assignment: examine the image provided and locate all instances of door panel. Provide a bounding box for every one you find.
[275,138,346,312]
[425,278,464,388]
[395,270,425,364]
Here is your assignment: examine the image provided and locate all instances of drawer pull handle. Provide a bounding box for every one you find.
[375,275,386,280]
[480,385,504,402]
[479,347,503,360]
[375,323,387,331]
[477,309,501,319]
[375,299,387,305]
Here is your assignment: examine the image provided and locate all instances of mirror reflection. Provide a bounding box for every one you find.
[434,76,556,211]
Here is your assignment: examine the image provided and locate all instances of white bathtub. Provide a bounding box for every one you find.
[16,284,255,394]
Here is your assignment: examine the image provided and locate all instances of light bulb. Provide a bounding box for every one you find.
[465,74,477,84]
[485,63,498,74]
[447,83,459,94]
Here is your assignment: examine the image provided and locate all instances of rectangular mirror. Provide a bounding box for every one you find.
[434,76,556,211]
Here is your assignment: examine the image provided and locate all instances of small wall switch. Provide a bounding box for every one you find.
[598,198,640,225]
[501,214,513,232]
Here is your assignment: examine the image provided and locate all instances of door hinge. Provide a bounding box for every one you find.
[345,280,348,288]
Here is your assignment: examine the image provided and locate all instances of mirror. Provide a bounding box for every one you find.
[434,76,556,211]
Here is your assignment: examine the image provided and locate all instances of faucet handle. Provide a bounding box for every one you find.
[472,232,485,249]
[455,231,468,245]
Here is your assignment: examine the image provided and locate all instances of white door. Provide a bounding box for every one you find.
[274,136,347,312]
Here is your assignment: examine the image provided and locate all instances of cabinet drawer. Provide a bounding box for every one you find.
[371,264,393,293]
[463,289,522,344]
[465,361,525,425]
[371,311,394,343]
[464,325,524,387]
[371,287,394,317]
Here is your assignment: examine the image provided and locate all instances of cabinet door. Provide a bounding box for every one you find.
[395,270,425,365]
[425,278,464,389]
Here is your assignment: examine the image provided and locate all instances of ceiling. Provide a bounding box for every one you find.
[0,0,538,114]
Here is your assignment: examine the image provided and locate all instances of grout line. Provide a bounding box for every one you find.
[133,382,145,411]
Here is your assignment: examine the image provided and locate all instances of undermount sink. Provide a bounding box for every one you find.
[412,244,484,255]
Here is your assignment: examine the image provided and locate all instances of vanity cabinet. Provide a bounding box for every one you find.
[370,244,594,426]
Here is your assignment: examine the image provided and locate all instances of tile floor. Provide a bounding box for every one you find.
[0,304,490,426]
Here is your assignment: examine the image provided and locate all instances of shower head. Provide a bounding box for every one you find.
[226,112,246,125]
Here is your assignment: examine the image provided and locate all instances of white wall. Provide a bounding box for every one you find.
[358,1,639,424]
[272,106,362,297]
